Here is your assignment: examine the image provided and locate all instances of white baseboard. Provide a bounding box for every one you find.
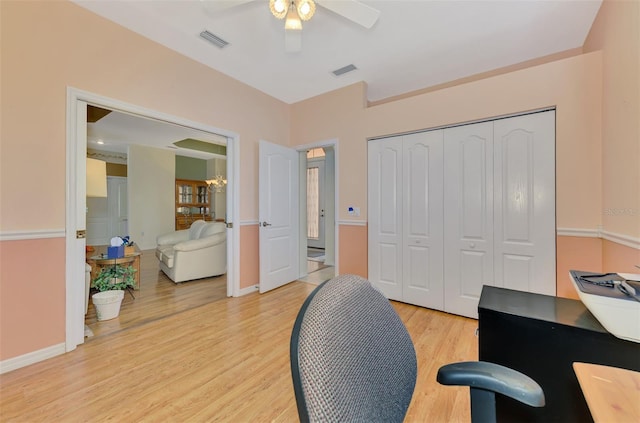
[237,285,259,296]
[0,343,66,374]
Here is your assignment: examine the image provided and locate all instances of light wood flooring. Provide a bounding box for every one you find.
[85,249,229,338]
[1,253,478,422]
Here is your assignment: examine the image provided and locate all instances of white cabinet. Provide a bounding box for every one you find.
[368,111,556,318]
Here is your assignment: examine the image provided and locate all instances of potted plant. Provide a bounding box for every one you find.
[91,265,136,321]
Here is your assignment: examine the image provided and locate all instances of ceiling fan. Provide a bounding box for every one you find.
[202,0,380,52]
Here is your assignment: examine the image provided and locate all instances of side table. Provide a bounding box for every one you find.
[86,246,142,290]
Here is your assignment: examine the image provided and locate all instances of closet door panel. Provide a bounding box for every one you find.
[444,122,494,318]
[494,111,556,296]
[403,131,444,309]
[368,137,403,301]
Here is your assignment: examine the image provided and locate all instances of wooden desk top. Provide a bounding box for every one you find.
[573,362,640,423]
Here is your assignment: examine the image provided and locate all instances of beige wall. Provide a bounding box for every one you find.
[584,0,640,239]
[128,145,175,250]
[0,0,289,361]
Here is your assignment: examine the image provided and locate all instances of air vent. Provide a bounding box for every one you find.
[200,30,229,49]
[332,64,357,76]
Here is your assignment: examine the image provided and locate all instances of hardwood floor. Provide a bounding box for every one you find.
[1,255,478,422]
[85,249,228,338]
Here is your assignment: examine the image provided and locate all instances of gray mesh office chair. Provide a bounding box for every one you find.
[290,275,545,423]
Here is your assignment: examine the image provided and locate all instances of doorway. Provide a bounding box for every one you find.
[66,87,240,352]
[301,145,336,284]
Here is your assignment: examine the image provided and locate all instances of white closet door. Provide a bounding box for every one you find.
[444,122,494,318]
[368,136,403,301]
[402,131,444,309]
[494,111,556,296]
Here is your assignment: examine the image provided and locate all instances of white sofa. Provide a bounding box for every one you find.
[155,220,227,283]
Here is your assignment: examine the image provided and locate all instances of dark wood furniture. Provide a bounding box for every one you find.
[175,179,213,230]
[478,285,640,422]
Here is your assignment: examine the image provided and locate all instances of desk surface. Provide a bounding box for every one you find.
[573,362,640,423]
[479,285,607,333]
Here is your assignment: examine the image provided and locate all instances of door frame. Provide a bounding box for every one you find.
[296,139,339,277]
[65,87,241,351]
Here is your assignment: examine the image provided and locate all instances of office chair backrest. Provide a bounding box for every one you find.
[290,274,417,423]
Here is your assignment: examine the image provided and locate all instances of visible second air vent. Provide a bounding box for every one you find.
[200,30,229,49]
[332,64,357,76]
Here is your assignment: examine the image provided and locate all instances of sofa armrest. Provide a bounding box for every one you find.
[174,233,226,252]
[157,229,190,246]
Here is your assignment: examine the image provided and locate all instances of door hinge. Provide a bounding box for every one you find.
[76,230,86,239]
[226,222,233,229]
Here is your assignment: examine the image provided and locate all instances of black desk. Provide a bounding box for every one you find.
[478,286,640,422]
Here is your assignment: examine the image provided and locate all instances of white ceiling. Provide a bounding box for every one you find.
[74,0,602,105]
[87,109,228,159]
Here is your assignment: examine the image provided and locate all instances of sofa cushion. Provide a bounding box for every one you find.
[156,245,173,261]
[160,248,175,268]
[188,220,207,240]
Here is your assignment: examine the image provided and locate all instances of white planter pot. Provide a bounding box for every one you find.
[92,290,125,321]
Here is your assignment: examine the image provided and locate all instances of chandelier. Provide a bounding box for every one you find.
[206,175,227,193]
[270,0,316,30]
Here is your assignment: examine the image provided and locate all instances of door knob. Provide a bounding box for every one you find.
[262,221,272,227]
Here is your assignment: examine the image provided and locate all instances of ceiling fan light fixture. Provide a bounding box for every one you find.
[297,0,315,21]
[269,0,289,19]
[284,6,302,30]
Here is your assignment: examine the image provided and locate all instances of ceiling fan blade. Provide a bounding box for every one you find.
[201,0,256,16]
[285,29,302,53]
[317,0,380,29]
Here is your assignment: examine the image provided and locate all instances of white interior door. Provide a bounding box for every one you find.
[444,121,495,318]
[368,136,404,301]
[86,195,108,246]
[402,131,444,309]
[108,176,128,237]
[307,159,325,249]
[494,111,556,296]
[259,140,300,293]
